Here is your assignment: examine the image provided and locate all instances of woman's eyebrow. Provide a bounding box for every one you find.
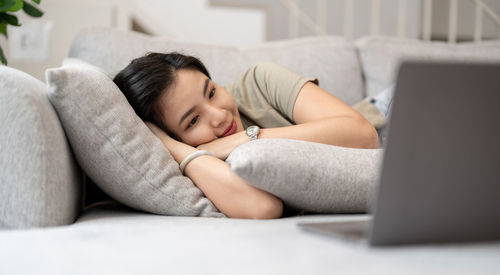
[202,78,210,96]
[178,78,210,126]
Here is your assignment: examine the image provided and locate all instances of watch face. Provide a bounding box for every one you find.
[247,126,257,135]
[246,126,259,139]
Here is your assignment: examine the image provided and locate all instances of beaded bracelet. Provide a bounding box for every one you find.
[179,150,214,175]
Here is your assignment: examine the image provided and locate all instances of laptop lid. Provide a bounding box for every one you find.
[369,61,500,246]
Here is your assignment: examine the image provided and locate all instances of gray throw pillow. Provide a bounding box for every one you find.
[0,66,81,229]
[226,139,383,213]
[46,61,224,217]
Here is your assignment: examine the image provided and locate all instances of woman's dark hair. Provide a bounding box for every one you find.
[113,52,211,134]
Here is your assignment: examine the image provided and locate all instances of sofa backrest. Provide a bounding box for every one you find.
[69,27,365,105]
[69,27,500,104]
[356,36,500,97]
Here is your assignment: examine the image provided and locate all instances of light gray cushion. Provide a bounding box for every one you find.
[356,36,500,97]
[226,139,383,213]
[45,61,223,217]
[69,27,364,105]
[0,65,81,229]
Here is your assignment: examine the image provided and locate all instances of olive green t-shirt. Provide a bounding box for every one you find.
[226,62,318,129]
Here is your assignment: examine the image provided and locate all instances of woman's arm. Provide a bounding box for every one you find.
[274,81,379,148]
[198,82,379,159]
[147,123,283,219]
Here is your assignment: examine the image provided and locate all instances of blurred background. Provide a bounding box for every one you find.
[1,0,499,81]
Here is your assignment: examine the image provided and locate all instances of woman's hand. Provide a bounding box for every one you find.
[146,121,247,161]
[146,122,197,164]
[146,121,282,219]
[196,131,249,160]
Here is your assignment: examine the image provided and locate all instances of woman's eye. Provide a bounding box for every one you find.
[209,88,215,98]
[187,116,198,129]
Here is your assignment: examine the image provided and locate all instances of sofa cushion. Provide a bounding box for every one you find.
[69,27,364,105]
[226,139,383,213]
[0,66,81,229]
[356,36,500,97]
[45,61,224,217]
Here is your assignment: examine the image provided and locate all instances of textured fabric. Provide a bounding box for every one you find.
[62,58,115,208]
[226,139,383,213]
[45,61,223,217]
[69,27,364,105]
[0,66,81,229]
[356,36,500,97]
[227,62,317,129]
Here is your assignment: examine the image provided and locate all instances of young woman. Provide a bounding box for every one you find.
[113,52,382,219]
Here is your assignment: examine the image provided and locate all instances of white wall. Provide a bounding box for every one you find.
[0,0,116,81]
[210,0,422,41]
[1,0,499,81]
[129,0,265,45]
[0,0,265,81]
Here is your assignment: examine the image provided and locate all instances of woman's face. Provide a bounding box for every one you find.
[157,68,244,147]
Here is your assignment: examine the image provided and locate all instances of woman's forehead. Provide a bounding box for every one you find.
[162,69,204,99]
[173,68,207,95]
[158,69,208,123]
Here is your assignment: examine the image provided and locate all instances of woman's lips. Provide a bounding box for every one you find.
[221,119,237,137]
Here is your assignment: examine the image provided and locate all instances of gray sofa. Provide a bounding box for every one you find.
[1,27,500,274]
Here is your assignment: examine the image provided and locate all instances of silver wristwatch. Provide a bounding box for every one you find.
[246,125,260,141]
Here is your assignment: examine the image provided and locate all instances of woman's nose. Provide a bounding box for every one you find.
[207,105,226,127]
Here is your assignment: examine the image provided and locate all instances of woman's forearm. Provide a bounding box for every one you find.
[286,81,379,149]
[260,116,379,149]
[157,134,283,219]
[184,153,283,219]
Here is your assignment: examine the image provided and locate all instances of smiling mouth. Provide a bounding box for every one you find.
[221,119,237,137]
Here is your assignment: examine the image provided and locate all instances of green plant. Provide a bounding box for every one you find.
[0,0,43,65]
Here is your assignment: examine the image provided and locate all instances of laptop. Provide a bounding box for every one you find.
[299,61,500,246]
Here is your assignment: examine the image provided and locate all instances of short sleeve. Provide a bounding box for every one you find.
[227,62,318,128]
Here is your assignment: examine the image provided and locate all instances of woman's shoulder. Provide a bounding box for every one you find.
[242,62,302,87]
[227,62,310,94]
